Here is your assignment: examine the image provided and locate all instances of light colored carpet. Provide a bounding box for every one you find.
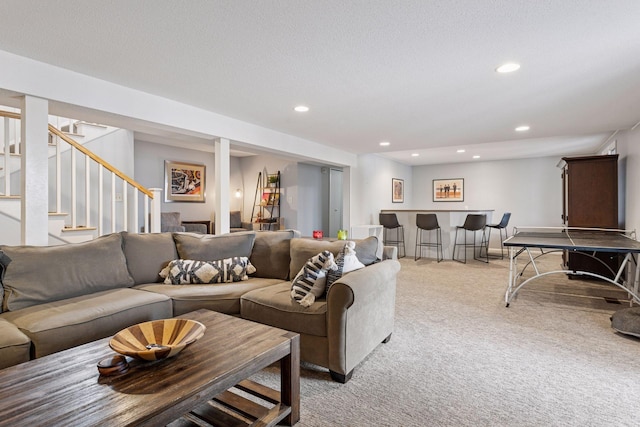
[251,253,640,426]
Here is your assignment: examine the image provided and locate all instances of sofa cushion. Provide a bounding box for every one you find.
[0,288,172,358]
[0,317,31,369]
[353,236,380,265]
[0,233,134,312]
[241,282,327,337]
[159,257,256,284]
[122,232,178,285]
[173,231,256,260]
[289,236,379,279]
[250,230,299,280]
[137,277,286,316]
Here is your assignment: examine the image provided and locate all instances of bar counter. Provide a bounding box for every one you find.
[380,209,494,259]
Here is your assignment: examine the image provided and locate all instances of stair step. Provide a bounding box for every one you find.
[77,121,108,129]
[0,195,21,199]
[62,132,85,138]
[48,212,68,217]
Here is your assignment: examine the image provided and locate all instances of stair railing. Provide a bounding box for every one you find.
[0,109,158,237]
[1,110,20,198]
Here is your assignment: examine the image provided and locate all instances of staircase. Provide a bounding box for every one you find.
[0,108,160,245]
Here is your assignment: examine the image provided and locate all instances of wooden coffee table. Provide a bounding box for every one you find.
[0,309,300,426]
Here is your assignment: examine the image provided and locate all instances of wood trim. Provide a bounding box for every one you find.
[0,111,20,120]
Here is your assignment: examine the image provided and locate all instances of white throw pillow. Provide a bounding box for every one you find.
[326,241,365,291]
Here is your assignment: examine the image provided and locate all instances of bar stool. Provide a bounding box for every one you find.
[415,213,443,262]
[379,213,406,258]
[453,214,488,263]
[485,212,511,259]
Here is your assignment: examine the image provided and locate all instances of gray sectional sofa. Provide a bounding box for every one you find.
[0,230,400,382]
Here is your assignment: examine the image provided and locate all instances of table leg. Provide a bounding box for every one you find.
[281,334,300,425]
[634,256,640,306]
[506,246,516,307]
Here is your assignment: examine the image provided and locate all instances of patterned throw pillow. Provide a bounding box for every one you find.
[159,257,256,285]
[326,241,365,291]
[290,250,338,307]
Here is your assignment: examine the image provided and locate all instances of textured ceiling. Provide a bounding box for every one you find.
[0,0,638,165]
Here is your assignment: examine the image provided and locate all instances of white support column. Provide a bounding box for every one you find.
[214,138,230,235]
[20,96,49,245]
[3,118,10,196]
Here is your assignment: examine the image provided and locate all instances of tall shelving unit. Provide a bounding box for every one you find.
[561,154,620,278]
[250,170,282,230]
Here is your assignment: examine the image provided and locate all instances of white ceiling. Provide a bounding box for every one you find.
[0,1,638,165]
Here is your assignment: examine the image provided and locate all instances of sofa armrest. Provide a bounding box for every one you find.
[325,259,401,376]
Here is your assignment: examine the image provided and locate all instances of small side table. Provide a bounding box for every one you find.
[351,225,383,240]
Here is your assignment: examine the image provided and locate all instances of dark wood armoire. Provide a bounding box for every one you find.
[561,154,620,277]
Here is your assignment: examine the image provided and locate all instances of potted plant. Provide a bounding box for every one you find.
[268,174,278,188]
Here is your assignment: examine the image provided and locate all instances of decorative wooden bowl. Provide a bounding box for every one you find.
[109,319,206,361]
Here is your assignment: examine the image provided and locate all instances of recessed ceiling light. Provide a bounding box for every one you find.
[496,63,521,73]
[457,149,466,153]
[515,125,530,132]
[379,141,390,147]
[473,155,481,159]
[294,105,309,112]
[411,153,419,157]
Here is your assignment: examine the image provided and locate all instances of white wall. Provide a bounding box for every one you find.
[132,144,338,235]
[617,127,640,234]
[297,163,326,236]
[134,140,243,225]
[411,156,564,234]
[351,154,413,226]
[237,154,298,230]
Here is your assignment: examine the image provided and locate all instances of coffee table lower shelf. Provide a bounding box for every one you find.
[171,379,292,427]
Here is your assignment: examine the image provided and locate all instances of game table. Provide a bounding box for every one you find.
[503,227,640,307]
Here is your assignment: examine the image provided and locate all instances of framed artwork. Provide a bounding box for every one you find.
[433,178,464,202]
[392,178,404,203]
[164,160,206,202]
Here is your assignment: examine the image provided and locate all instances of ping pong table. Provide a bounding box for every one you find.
[503,227,640,307]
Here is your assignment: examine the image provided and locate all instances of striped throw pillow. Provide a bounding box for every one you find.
[290,250,337,307]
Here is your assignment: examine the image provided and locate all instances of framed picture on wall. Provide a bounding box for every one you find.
[392,178,404,203]
[164,160,206,202]
[433,178,464,202]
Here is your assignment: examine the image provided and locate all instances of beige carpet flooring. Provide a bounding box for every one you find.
[249,252,640,426]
